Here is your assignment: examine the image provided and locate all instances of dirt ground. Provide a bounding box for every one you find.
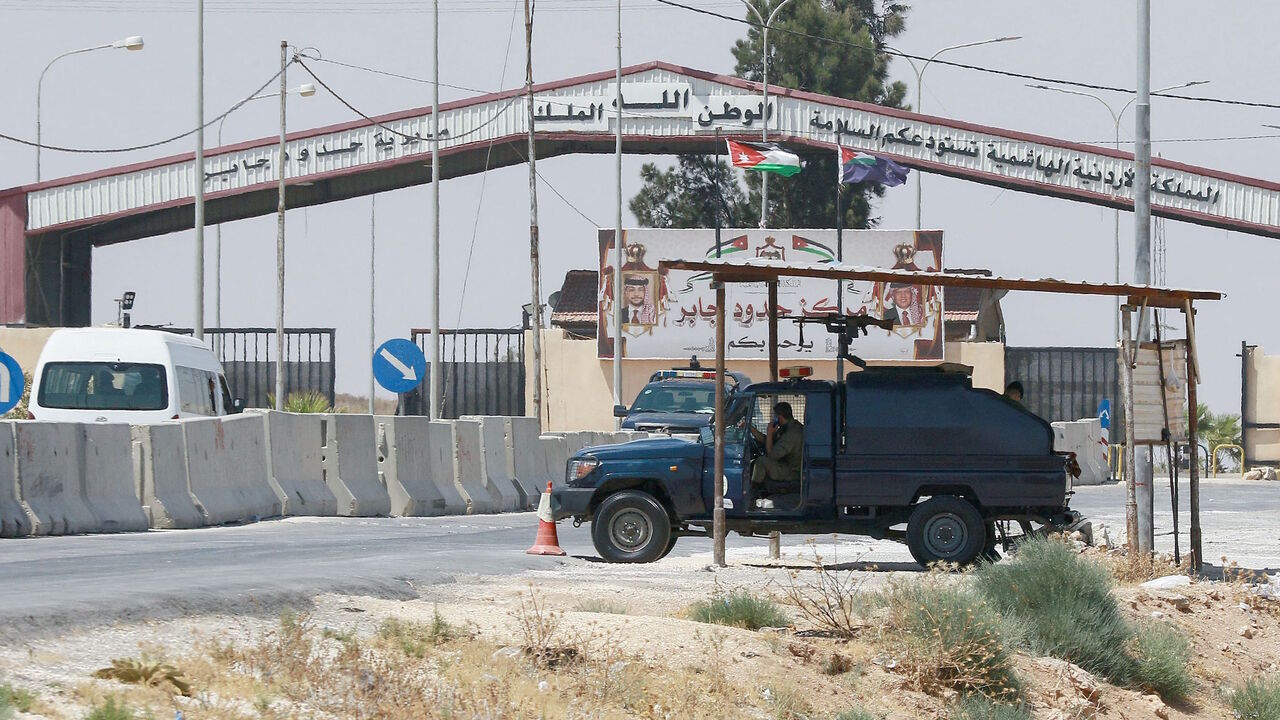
[2,544,1278,720]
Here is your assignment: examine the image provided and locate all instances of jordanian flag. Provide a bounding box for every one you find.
[838,146,909,186]
[702,235,750,258]
[791,235,836,263]
[727,140,802,177]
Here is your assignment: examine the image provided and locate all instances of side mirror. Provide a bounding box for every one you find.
[699,426,714,445]
[613,404,629,418]
[231,398,245,414]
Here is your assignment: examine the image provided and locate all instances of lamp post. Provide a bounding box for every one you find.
[36,35,144,181]
[889,37,1019,228]
[1027,80,1208,343]
[212,83,316,331]
[737,0,795,228]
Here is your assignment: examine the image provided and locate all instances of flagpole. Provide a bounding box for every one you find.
[715,129,723,259]
[834,147,844,383]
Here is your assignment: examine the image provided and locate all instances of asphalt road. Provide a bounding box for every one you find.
[1,479,1275,633]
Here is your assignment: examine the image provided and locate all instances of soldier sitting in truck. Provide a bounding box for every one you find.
[745,402,804,509]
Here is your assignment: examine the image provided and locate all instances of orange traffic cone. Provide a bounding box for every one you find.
[527,482,566,556]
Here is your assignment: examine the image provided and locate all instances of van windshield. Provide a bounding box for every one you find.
[38,362,168,411]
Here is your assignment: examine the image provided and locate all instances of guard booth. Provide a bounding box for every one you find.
[661,257,1221,572]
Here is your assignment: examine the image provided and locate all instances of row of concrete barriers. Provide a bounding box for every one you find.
[1051,418,1110,486]
[0,412,647,536]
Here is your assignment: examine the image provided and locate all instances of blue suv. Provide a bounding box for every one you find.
[614,366,751,437]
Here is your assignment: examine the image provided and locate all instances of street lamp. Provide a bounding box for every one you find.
[36,36,144,181]
[888,37,1020,229]
[1027,79,1208,343]
[737,0,796,228]
[212,82,316,331]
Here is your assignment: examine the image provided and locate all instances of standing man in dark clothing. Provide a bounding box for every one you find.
[1004,381,1026,410]
[745,401,804,508]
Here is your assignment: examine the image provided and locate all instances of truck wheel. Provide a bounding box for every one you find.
[591,491,672,563]
[659,536,678,559]
[906,496,986,568]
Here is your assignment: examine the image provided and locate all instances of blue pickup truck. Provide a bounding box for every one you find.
[553,364,1087,566]
[614,367,751,437]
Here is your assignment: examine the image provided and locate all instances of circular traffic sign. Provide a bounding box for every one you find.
[0,351,24,416]
[372,338,427,394]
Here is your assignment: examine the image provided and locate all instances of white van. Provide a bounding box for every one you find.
[29,328,242,423]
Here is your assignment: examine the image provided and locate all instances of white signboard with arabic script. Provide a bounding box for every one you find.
[598,228,944,361]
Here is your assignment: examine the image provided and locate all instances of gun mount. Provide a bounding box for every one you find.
[790,313,895,368]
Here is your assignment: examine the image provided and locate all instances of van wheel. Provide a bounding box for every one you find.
[906,496,986,568]
[591,491,672,563]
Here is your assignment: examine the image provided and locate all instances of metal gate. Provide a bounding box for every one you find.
[155,327,336,409]
[1005,346,1122,433]
[401,328,525,418]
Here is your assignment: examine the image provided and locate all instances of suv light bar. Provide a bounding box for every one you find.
[779,366,814,379]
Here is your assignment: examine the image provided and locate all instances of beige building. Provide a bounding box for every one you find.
[1243,344,1280,466]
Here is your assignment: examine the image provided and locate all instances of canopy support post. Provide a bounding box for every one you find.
[1184,300,1202,572]
[713,277,727,567]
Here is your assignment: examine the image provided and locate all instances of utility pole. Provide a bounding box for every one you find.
[194,0,205,339]
[274,40,287,411]
[369,194,376,416]
[428,0,442,420]
[1134,0,1155,555]
[524,0,545,425]
[613,0,624,422]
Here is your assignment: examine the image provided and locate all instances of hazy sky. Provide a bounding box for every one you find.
[2,0,1277,413]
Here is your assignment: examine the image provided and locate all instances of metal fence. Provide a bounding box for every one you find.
[154,327,336,409]
[1005,346,1122,433]
[401,328,525,419]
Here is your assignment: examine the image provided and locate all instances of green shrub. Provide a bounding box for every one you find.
[834,709,877,720]
[379,610,457,657]
[688,590,789,630]
[266,391,333,413]
[975,537,1139,685]
[949,696,1030,720]
[84,697,134,720]
[882,579,1021,702]
[1132,622,1194,702]
[0,683,33,717]
[1230,675,1280,720]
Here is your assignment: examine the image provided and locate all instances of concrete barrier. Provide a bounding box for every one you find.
[80,424,149,533]
[322,414,390,517]
[131,423,204,529]
[1052,420,1106,486]
[1076,418,1109,486]
[376,416,467,516]
[0,422,32,537]
[263,411,337,516]
[184,414,280,525]
[14,422,97,535]
[450,420,502,514]
[468,416,525,511]
[539,435,569,489]
[510,417,548,501]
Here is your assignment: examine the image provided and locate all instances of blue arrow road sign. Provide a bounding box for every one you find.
[373,339,426,394]
[1098,398,1111,430]
[0,350,24,415]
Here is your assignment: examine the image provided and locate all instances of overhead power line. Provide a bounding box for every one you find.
[650,0,1280,111]
[0,64,290,154]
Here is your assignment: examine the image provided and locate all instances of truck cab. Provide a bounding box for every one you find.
[552,364,1085,566]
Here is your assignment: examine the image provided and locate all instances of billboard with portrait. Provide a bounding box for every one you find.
[597,229,944,361]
